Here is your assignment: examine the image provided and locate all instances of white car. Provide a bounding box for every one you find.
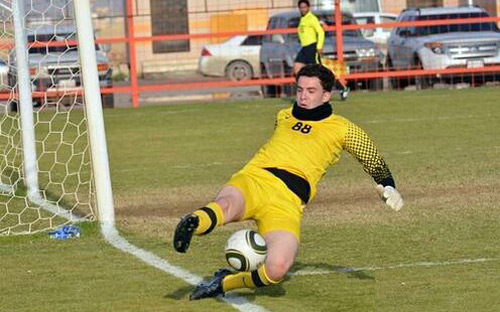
[198,35,262,81]
[353,12,397,47]
[0,59,9,91]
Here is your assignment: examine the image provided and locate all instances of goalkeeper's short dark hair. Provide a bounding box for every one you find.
[296,64,335,92]
[298,0,310,7]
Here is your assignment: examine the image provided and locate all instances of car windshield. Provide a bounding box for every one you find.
[416,12,500,36]
[288,15,362,41]
[27,33,100,54]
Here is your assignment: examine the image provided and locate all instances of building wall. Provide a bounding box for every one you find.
[135,0,294,76]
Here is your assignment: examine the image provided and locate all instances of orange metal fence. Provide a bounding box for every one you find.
[4,0,500,106]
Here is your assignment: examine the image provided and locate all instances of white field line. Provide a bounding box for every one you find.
[6,183,266,310]
[363,113,497,124]
[105,111,496,309]
[0,182,14,194]
[0,183,85,236]
[105,108,203,118]
[105,110,496,123]
[0,179,85,222]
[391,145,500,156]
[104,103,273,118]
[0,181,86,223]
[118,161,241,172]
[114,113,498,173]
[29,193,86,222]
[33,207,268,311]
[117,144,500,173]
[288,257,500,276]
[101,222,269,312]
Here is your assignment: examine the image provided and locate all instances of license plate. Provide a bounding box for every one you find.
[467,59,484,68]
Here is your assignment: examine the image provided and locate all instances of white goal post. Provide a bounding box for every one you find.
[0,0,114,235]
[73,0,115,227]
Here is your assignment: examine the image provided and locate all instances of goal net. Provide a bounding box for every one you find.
[0,0,100,235]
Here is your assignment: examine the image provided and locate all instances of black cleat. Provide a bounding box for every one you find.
[173,214,199,253]
[190,269,233,300]
[340,86,350,101]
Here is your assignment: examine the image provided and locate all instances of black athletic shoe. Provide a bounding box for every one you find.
[340,86,350,101]
[173,214,199,253]
[190,269,233,300]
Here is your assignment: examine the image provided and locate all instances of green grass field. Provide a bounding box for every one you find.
[1,87,499,312]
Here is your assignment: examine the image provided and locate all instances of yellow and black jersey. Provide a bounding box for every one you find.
[244,103,394,203]
[298,11,325,50]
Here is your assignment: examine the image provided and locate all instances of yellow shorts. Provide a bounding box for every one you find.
[226,167,304,241]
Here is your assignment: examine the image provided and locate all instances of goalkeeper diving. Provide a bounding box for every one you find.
[173,64,403,300]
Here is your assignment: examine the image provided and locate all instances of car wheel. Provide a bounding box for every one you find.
[261,85,279,98]
[387,56,409,90]
[226,61,253,81]
[367,63,383,91]
[415,58,431,90]
[385,56,398,90]
[369,77,383,91]
[260,63,279,98]
[281,62,294,97]
[101,93,114,109]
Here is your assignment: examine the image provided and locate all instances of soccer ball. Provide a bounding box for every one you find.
[224,229,267,272]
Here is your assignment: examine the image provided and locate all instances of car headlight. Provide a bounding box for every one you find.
[356,47,376,58]
[424,42,444,54]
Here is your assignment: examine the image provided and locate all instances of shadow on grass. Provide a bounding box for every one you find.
[164,284,193,300]
[164,273,287,300]
[291,261,375,280]
[164,261,373,301]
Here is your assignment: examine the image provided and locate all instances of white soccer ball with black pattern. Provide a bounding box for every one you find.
[224,229,267,272]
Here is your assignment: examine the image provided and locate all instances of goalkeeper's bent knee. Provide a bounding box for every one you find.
[222,265,283,292]
[193,202,224,235]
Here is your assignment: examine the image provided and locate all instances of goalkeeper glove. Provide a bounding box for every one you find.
[376,185,403,211]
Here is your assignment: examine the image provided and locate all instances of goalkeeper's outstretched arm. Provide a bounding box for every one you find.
[343,122,403,211]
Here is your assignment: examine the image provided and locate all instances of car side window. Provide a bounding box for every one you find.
[381,16,396,24]
[396,15,413,37]
[278,17,287,29]
[380,16,396,34]
[263,18,277,42]
[28,33,78,54]
[407,15,417,36]
[416,12,499,35]
[287,17,300,42]
[355,16,376,37]
[394,15,403,36]
[363,16,376,24]
[242,35,262,46]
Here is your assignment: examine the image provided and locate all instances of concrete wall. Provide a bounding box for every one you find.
[135,0,294,77]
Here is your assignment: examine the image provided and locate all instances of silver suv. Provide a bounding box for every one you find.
[260,10,383,97]
[386,6,500,88]
[9,24,113,109]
